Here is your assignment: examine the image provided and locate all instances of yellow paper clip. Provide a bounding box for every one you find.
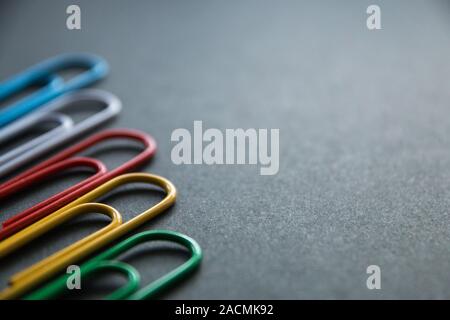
[0,172,176,299]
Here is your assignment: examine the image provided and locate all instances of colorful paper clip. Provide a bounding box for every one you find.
[25,230,202,300]
[0,173,177,299]
[0,89,122,177]
[0,129,157,239]
[0,53,108,128]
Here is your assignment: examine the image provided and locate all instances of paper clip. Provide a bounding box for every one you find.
[0,129,157,240]
[0,114,73,172]
[0,173,177,299]
[0,53,108,128]
[0,89,122,177]
[25,230,202,300]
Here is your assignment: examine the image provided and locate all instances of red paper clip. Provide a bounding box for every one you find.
[0,128,157,239]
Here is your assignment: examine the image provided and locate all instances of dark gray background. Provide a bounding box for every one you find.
[1,0,450,299]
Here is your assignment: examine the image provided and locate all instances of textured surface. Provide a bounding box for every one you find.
[1,0,450,299]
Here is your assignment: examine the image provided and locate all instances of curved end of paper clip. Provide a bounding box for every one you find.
[50,52,109,91]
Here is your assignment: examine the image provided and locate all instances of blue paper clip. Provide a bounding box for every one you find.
[0,53,108,128]
[0,89,122,177]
